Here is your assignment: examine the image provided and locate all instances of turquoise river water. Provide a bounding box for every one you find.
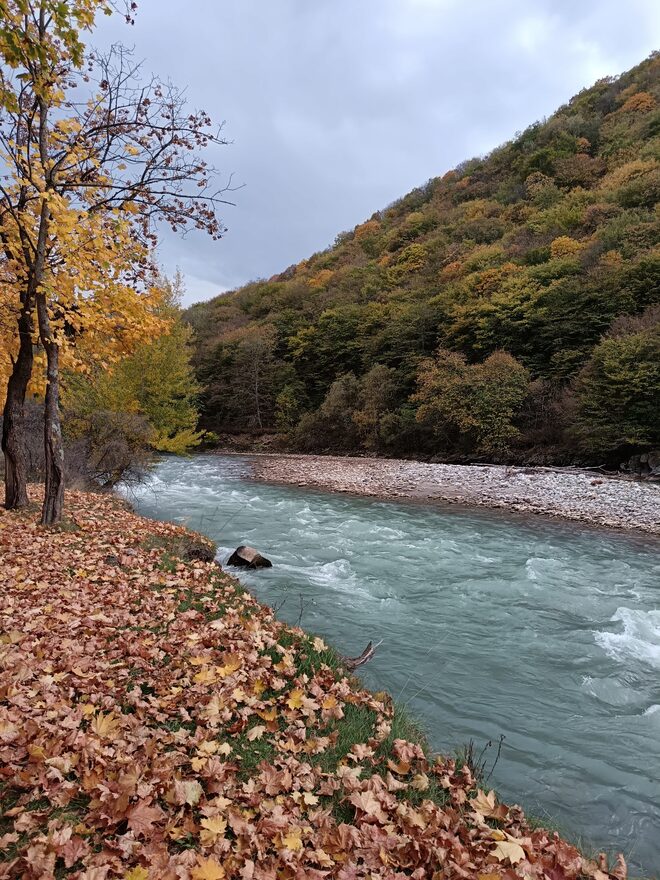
[127,454,660,873]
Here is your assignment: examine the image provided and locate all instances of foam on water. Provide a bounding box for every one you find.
[594,607,660,670]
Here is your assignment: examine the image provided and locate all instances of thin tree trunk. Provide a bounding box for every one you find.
[254,363,262,430]
[37,296,64,525]
[2,304,34,509]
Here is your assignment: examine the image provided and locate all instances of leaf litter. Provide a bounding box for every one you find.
[0,489,627,879]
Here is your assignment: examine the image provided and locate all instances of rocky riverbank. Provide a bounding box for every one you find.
[247,454,660,535]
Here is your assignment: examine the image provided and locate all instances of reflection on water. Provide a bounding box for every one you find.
[126,454,660,873]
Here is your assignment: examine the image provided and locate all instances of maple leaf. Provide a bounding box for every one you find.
[472,788,498,819]
[257,707,277,722]
[200,815,227,846]
[246,725,266,741]
[387,757,411,775]
[349,790,387,823]
[281,826,303,851]
[412,772,429,791]
[173,778,203,806]
[90,711,120,738]
[194,666,218,685]
[491,832,526,865]
[191,856,226,880]
[124,868,149,880]
[126,800,165,837]
[286,689,304,710]
[217,654,242,677]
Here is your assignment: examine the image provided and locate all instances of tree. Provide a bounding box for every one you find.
[294,374,361,452]
[0,1,231,522]
[352,364,402,453]
[575,315,660,457]
[414,349,530,457]
[65,273,203,453]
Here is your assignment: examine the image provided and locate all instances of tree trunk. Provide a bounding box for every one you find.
[2,305,34,510]
[37,296,64,525]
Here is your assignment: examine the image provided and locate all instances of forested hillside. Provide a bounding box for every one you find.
[187,54,660,466]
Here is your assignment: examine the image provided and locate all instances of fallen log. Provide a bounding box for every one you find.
[342,639,383,670]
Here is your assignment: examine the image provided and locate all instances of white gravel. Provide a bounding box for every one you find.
[246,453,660,535]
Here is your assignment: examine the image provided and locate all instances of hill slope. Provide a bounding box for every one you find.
[186,54,660,467]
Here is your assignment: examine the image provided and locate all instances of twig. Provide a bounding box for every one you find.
[342,639,383,670]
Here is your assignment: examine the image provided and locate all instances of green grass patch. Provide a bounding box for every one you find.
[141,532,216,564]
[232,728,277,777]
[311,703,379,773]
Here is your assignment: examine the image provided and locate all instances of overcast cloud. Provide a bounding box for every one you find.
[96,0,660,305]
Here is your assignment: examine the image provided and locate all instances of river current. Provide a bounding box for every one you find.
[127,454,660,873]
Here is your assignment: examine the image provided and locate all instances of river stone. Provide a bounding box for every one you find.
[227,545,272,569]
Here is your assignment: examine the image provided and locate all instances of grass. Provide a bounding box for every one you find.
[311,702,380,773]
[141,531,217,564]
[233,729,278,777]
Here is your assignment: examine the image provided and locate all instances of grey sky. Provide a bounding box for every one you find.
[96,1,660,306]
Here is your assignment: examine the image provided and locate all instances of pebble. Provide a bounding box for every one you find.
[247,454,660,536]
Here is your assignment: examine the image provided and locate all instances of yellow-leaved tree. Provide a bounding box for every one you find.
[0,1,231,523]
[66,272,203,454]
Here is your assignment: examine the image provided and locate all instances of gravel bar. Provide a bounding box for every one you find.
[244,453,660,536]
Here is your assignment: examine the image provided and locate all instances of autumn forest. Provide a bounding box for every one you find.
[187,53,660,467]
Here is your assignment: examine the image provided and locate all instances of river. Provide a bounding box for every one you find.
[127,453,660,873]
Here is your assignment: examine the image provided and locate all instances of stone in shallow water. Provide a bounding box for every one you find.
[226,545,272,569]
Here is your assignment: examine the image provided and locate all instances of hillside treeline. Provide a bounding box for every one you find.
[187,55,660,465]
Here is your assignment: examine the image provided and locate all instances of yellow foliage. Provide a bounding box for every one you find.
[0,190,165,409]
[600,250,623,267]
[550,236,583,259]
[601,158,657,191]
[472,263,522,297]
[308,268,335,289]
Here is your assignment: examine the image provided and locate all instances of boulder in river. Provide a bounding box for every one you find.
[227,545,272,569]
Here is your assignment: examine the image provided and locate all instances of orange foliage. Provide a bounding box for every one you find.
[353,219,381,240]
[620,91,656,113]
[308,268,335,289]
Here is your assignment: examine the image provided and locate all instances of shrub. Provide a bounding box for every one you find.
[575,318,660,456]
[414,350,530,456]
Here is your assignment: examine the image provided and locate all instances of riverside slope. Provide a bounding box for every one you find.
[0,487,630,880]
[247,454,660,535]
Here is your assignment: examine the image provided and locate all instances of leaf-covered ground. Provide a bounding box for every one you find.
[0,489,627,879]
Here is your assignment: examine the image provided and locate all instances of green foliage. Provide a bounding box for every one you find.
[67,275,203,454]
[575,314,660,456]
[185,54,660,463]
[414,350,530,456]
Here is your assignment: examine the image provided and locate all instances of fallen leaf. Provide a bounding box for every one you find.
[191,856,226,880]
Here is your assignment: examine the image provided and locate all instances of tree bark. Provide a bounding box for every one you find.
[2,304,34,509]
[37,296,64,525]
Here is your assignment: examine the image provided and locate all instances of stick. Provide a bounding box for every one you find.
[342,639,383,670]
